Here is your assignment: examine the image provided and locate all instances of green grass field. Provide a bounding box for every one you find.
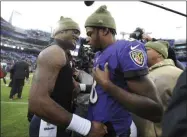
[1,74,33,137]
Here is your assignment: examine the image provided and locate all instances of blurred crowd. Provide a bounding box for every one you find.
[1,49,37,72]
[1,36,45,50]
[26,29,51,41]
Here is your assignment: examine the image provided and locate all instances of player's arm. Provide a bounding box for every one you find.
[123,45,163,122]
[28,48,72,127]
[93,43,163,122]
[95,64,163,122]
[104,74,162,122]
[28,47,93,136]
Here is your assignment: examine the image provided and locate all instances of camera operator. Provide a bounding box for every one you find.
[130,28,185,70]
[129,27,145,42]
[74,37,95,74]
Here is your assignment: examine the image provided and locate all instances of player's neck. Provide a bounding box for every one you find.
[54,38,74,50]
[101,37,116,50]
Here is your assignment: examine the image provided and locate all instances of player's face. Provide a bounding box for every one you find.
[86,27,102,49]
[146,47,161,67]
[58,29,80,47]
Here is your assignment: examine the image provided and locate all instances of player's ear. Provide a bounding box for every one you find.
[103,28,109,36]
[157,53,163,59]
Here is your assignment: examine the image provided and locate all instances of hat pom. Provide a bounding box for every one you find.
[95,5,107,13]
[60,16,64,20]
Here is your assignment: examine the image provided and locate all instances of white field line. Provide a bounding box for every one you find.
[1,101,28,104]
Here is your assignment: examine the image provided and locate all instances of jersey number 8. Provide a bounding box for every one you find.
[89,80,98,104]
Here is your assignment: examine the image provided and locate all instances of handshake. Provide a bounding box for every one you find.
[87,121,108,137]
[68,115,116,137]
[88,121,116,137]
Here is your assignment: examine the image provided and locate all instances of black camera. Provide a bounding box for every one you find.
[74,38,95,74]
[130,27,144,40]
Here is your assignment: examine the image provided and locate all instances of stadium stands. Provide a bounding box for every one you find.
[1,17,51,72]
[174,39,187,66]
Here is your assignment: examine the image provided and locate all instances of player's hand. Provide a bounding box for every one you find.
[142,34,152,41]
[92,62,110,88]
[87,121,107,137]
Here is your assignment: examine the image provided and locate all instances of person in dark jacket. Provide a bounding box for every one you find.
[167,46,185,70]
[162,68,187,137]
[9,60,29,100]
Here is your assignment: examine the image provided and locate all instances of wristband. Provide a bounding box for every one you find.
[79,84,86,91]
[67,114,91,136]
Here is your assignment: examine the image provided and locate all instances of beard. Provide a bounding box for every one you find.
[54,38,76,50]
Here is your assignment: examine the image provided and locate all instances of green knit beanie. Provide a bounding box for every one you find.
[145,41,169,59]
[85,5,116,30]
[52,16,80,38]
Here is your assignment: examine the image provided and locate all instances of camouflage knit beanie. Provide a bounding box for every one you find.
[51,16,80,38]
[85,5,116,30]
[145,41,169,59]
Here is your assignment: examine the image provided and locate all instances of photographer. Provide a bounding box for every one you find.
[129,27,146,42]
[75,37,95,74]
[130,28,185,70]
